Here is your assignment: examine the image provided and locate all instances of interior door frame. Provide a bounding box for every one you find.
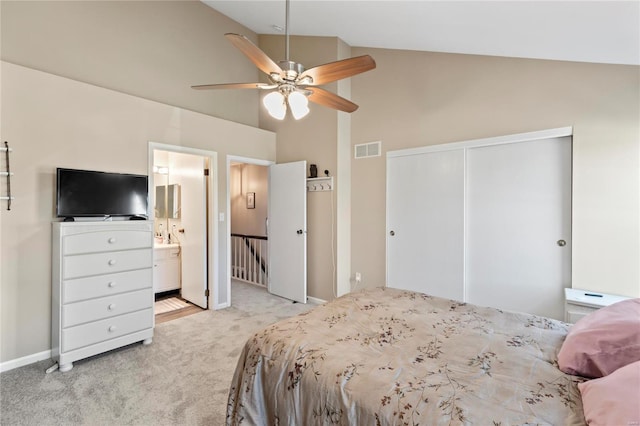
[386,126,573,295]
[148,142,218,310]
[226,155,274,307]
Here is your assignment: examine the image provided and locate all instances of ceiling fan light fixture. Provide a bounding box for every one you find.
[191,0,376,118]
[263,91,287,120]
[288,91,310,120]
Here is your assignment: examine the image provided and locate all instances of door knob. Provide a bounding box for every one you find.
[557,239,567,247]
[296,229,303,235]
[390,230,395,236]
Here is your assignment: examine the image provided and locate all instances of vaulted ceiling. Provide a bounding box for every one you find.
[204,1,640,66]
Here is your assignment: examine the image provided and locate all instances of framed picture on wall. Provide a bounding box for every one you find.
[246,192,255,209]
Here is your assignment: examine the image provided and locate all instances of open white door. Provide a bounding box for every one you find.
[268,161,307,303]
[172,152,208,309]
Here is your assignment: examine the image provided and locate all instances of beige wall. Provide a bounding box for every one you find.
[1,0,261,127]
[258,35,343,302]
[350,47,640,298]
[0,62,275,363]
[336,38,353,297]
[230,164,269,237]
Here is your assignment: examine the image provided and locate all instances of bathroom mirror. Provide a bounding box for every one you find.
[155,184,181,219]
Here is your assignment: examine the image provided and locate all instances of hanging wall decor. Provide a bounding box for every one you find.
[246,192,255,209]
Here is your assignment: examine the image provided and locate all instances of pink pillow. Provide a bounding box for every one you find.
[578,360,640,426]
[557,298,640,378]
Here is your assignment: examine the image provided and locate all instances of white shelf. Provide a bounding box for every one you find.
[306,176,333,192]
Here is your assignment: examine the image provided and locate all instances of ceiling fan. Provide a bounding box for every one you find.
[192,0,376,120]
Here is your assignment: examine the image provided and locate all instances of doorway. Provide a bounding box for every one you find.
[227,156,273,305]
[149,142,218,320]
[226,157,309,307]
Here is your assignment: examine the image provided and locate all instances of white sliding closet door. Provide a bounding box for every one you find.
[387,150,465,300]
[465,137,572,319]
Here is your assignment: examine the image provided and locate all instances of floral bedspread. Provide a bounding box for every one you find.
[227,287,586,425]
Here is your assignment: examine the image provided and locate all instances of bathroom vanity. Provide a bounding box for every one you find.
[153,243,181,293]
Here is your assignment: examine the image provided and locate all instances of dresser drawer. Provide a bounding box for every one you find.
[62,309,153,353]
[63,269,152,303]
[63,288,152,328]
[63,249,152,279]
[64,230,151,255]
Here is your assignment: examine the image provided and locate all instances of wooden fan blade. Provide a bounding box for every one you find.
[191,83,273,90]
[225,33,282,76]
[306,87,358,113]
[300,55,376,86]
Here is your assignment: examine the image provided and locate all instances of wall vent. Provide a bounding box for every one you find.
[354,141,381,159]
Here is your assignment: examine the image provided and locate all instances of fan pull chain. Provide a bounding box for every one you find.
[4,141,11,210]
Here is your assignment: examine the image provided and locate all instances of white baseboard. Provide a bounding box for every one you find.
[0,349,52,373]
[215,302,230,310]
[307,296,327,305]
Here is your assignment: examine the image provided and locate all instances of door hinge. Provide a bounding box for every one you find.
[204,168,209,176]
[205,289,210,297]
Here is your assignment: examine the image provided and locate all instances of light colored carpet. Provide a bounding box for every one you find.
[0,281,317,426]
[154,297,191,314]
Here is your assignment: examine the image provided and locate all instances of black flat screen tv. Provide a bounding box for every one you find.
[56,168,148,218]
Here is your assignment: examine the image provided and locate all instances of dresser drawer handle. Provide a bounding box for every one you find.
[108,237,117,244]
[108,259,117,266]
[108,281,116,288]
[108,326,117,332]
[108,303,116,311]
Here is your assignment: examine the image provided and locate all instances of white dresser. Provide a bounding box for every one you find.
[52,221,154,372]
[564,288,630,323]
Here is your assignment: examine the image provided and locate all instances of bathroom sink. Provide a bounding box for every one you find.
[154,242,180,249]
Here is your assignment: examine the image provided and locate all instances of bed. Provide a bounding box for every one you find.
[226,287,587,425]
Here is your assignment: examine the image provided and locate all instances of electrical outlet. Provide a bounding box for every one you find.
[355,272,362,283]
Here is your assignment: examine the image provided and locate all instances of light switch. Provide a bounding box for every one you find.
[219,212,225,222]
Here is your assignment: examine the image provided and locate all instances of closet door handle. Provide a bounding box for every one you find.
[108,326,117,332]
[108,281,116,288]
[108,304,116,311]
[108,237,117,244]
[108,259,117,266]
